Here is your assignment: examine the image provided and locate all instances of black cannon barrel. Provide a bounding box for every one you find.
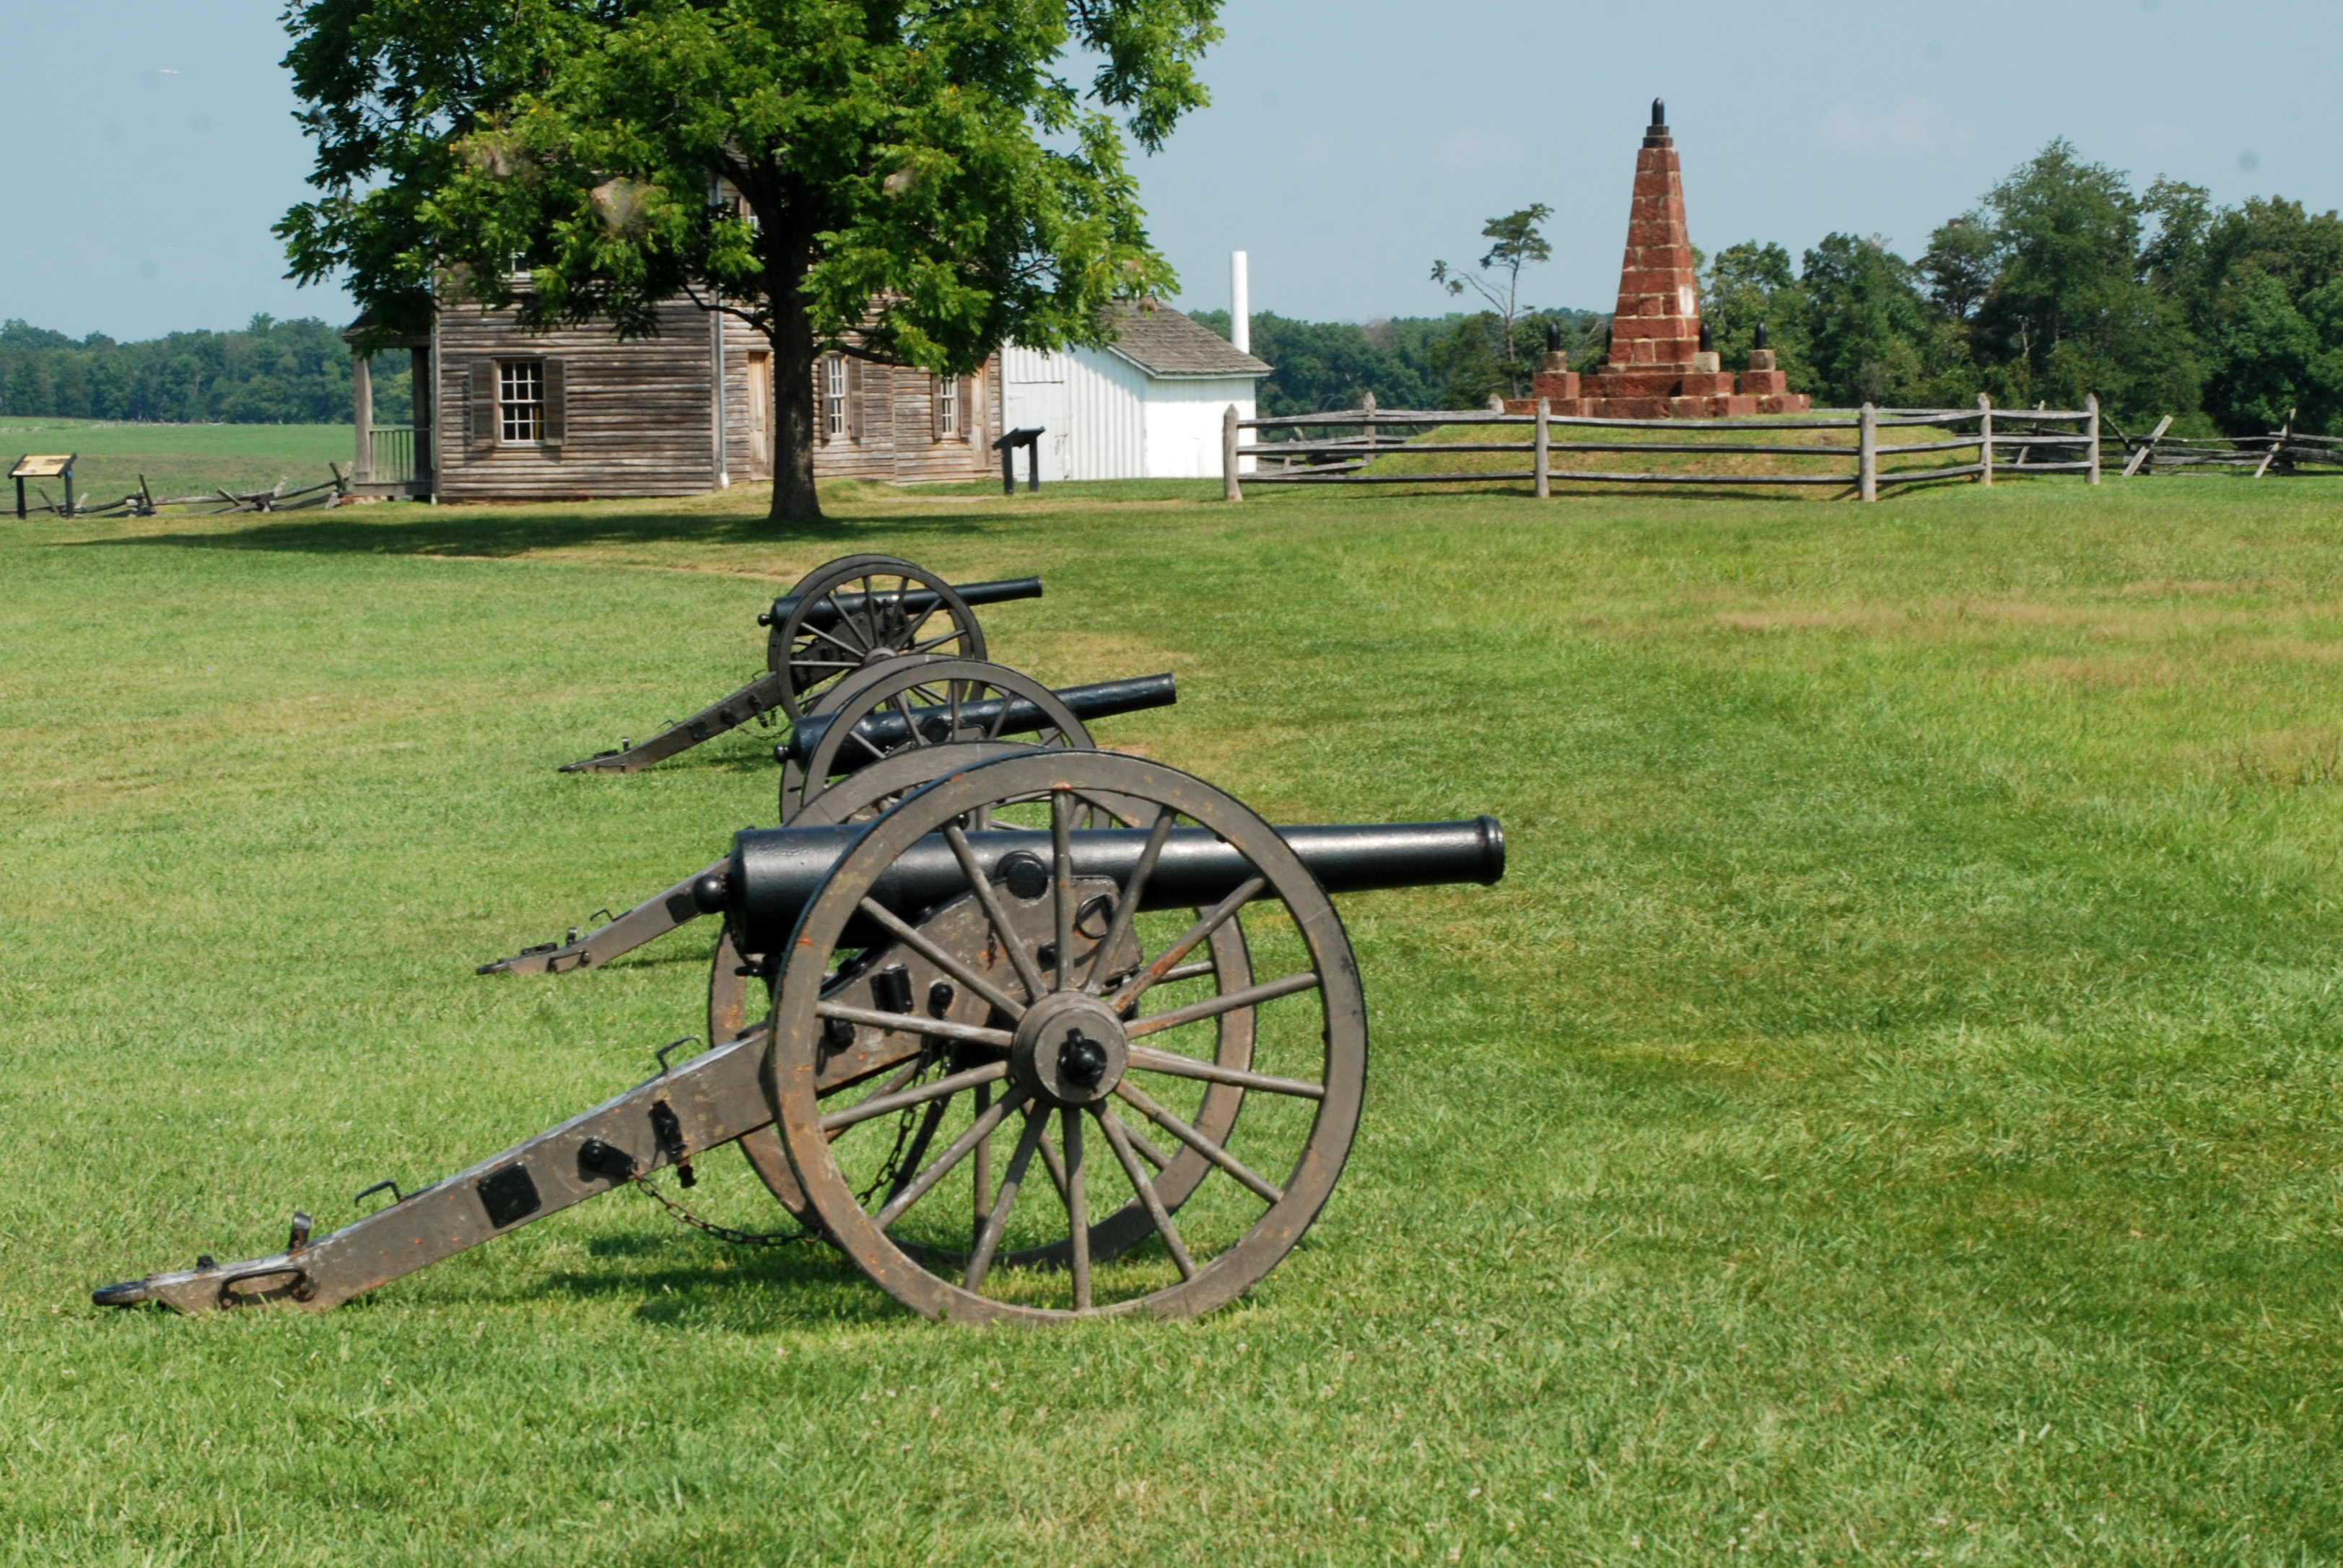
[705,818,1506,953]
[759,576,1044,628]
[784,673,1177,772]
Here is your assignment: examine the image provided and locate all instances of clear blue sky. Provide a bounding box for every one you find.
[4,0,2337,341]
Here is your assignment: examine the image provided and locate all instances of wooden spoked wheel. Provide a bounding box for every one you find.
[780,657,1091,823]
[719,743,1260,1268]
[766,555,985,721]
[766,751,1366,1323]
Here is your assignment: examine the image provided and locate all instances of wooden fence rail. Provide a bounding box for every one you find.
[2106,414,2343,476]
[1221,396,2102,501]
[12,468,354,520]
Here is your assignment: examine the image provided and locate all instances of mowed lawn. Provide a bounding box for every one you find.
[4,473,2342,1564]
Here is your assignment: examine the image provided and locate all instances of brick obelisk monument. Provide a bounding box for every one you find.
[1511,101,1807,419]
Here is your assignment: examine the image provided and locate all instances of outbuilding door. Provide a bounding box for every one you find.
[746,352,771,474]
[1002,345,1073,482]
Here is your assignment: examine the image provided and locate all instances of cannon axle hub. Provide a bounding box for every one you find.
[1011,992,1127,1106]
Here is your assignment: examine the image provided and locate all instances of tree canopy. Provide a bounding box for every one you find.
[278,0,1223,517]
[0,316,404,425]
[1689,139,2343,433]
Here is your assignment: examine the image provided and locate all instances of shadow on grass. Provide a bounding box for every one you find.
[74,502,1011,561]
[539,1239,909,1329]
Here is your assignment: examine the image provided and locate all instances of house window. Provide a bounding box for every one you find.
[824,354,847,439]
[935,375,959,439]
[499,360,545,443]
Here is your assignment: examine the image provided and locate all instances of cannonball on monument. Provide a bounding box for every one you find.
[1699,320,1714,354]
[1651,98,1666,128]
[1545,321,1563,354]
[1755,321,1770,350]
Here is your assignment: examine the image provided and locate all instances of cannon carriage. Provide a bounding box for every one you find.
[483,654,1179,977]
[499,548,1168,976]
[558,553,1045,774]
[97,752,1504,1322]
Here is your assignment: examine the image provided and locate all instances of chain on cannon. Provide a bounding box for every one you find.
[95,752,1504,1322]
[558,553,1044,774]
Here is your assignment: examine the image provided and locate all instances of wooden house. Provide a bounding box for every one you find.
[346,292,1003,502]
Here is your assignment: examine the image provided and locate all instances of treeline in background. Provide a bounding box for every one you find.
[8,138,2334,437]
[1211,141,2343,436]
[1189,307,1602,423]
[1703,141,2342,434]
[0,315,411,425]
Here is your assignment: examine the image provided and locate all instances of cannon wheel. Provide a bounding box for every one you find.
[767,750,1366,1323]
[767,555,985,721]
[780,657,1091,823]
[720,743,1261,1271]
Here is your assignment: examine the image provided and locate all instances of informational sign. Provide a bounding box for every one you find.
[9,455,74,478]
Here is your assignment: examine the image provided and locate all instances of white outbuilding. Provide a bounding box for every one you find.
[1001,300,1270,483]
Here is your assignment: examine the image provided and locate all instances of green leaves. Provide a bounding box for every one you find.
[280,0,1222,515]
[281,0,1215,371]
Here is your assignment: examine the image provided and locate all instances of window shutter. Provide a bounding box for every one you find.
[846,356,865,442]
[470,360,498,450]
[541,359,566,446]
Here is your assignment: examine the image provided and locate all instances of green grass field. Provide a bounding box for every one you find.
[5,473,2342,1564]
[1,419,352,510]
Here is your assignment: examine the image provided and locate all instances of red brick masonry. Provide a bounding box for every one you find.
[1506,114,1809,420]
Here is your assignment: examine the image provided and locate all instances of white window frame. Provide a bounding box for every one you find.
[499,359,546,444]
[824,354,847,439]
[936,374,959,439]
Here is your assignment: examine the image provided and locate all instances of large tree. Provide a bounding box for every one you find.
[1797,233,1933,408]
[279,0,1222,520]
[1967,140,2196,416]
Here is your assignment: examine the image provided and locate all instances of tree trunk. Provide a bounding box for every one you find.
[767,295,822,522]
[759,218,823,522]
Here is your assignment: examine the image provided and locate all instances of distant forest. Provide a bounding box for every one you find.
[1189,308,1603,419]
[1211,142,2343,435]
[10,138,2337,437]
[0,316,410,425]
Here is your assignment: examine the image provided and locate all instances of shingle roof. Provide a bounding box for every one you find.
[1104,302,1271,378]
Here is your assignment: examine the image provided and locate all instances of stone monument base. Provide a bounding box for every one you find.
[1503,348,1810,419]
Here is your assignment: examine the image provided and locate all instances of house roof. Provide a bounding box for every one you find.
[341,310,432,350]
[1103,302,1271,379]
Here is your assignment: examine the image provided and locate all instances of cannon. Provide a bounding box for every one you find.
[559,553,1043,774]
[479,660,1178,976]
[97,751,1504,1323]
[776,658,1177,820]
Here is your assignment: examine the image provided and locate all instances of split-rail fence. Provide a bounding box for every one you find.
[1221,396,2098,502]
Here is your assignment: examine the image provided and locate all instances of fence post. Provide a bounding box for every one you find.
[1535,398,1550,499]
[1362,390,1377,457]
[352,352,375,483]
[2123,414,2173,477]
[2085,394,2102,485]
[1222,405,1242,503]
[2253,408,2292,479]
[1859,402,1877,502]
[1977,393,1993,488]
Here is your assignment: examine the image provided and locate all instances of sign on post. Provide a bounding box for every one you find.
[11,454,76,519]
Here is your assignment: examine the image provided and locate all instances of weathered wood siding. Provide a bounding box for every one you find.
[808,353,1001,484]
[434,297,720,501]
[427,296,1003,500]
